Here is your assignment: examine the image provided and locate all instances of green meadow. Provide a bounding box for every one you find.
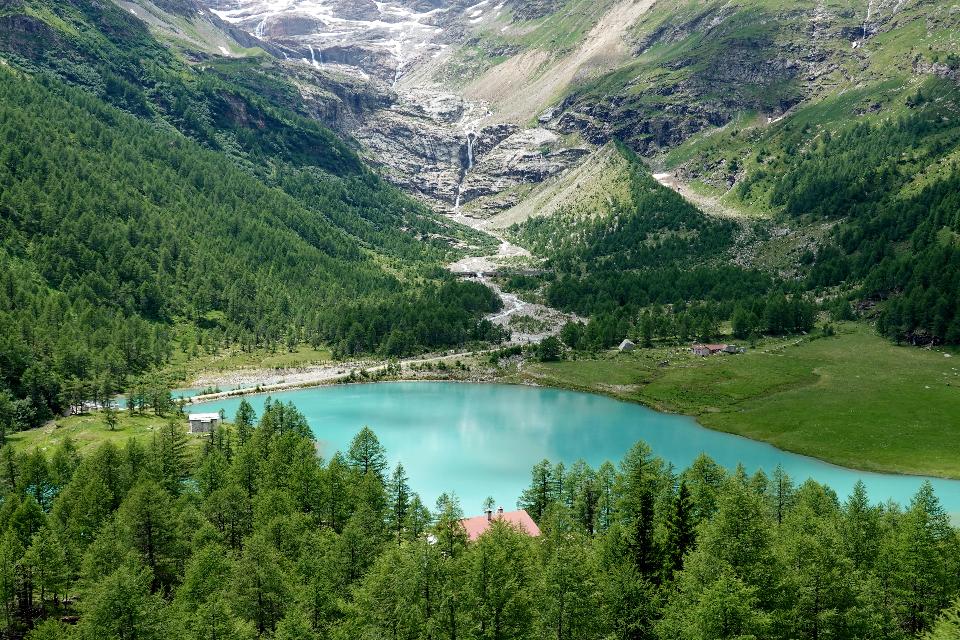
[520,323,960,478]
[7,412,207,456]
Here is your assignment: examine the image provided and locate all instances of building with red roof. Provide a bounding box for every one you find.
[691,343,744,357]
[460,506,541,542]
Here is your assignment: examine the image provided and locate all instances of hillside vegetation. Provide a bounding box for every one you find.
[503,144,815,350]
[449,0,960,350]
[0,0,504,434]
[724,79,960,344]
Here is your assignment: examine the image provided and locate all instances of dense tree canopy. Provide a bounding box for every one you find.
[507,144,817,350]
[734,79,960,345]
[512,145,771,319]
[0,402,955,639]
[0,65,501,430]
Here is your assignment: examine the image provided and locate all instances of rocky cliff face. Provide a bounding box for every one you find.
[200,0,597,215]
[345,89,590,212]
[543,0,935,158]
[506,0,563,20]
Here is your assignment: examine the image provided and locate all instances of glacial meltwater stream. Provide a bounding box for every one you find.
[191,382,960,516]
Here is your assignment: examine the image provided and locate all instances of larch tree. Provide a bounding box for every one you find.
[347,426,388,481]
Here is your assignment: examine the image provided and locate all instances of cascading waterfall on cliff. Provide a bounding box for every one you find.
[466,131,476,171]
[454,131,479,210]
[862,0,874,41]
[308,45,321,68]
[392,42,405,87]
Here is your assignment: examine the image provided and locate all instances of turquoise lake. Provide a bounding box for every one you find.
[191,382,960,517]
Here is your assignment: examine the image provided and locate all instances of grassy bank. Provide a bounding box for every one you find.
[8,412,209,455]
[515,323,960,478]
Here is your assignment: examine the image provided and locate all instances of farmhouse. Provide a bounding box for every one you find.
[460,507,541,542]
[188,412,221,434]
[691,344,744,357]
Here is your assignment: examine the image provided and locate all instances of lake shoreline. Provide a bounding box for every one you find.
[184,363,960,484]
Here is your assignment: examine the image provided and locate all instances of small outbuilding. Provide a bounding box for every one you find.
[188,412,220,434]
[619,339,637,352]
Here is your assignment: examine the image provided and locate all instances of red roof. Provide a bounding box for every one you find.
[460,509,541,541]
[693,344,728,352]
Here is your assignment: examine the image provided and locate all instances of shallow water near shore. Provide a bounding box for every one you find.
[191,382,960,517]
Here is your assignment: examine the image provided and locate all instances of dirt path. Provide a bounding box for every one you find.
[187,349,485,404]
[652,172,745,220]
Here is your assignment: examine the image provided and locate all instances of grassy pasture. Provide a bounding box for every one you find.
[520,323,960,478]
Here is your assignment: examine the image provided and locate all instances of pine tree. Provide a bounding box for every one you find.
[24,525,69,607]
[103,403,118,432]
[347,427,388,481]
[842,480,880,572]
[404,494,431,542]
[195,448,229,499]
[537,510,595,640]
[388,463,411,544]
[0,530,23,631]
[183,597,255,640]
[664,481,696,577]
[149,420,189,496]
[467,521,534,640]
[10,496,46,550]
[352,544,425,639]
[519,460,557,523]
[234,399,257,447]
[894,482,960,634]
[232,534,290,635]
[78,559,168,640]
[925,600,960,640]
[275,606,317,640]
[117,481,180,593]
[323,452,352,533]
[595,461,617,533]
[770,464,795,525]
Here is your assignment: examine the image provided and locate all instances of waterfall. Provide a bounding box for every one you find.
[393,42,404,87]
[308,45,320,68]
[255,19,266,39]
[454,131,479,211]
[862,0,874,40]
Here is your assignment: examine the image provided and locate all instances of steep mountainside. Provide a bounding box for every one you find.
[207,0,960,346]
[201,0,956,214]
[0,0,506,429]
